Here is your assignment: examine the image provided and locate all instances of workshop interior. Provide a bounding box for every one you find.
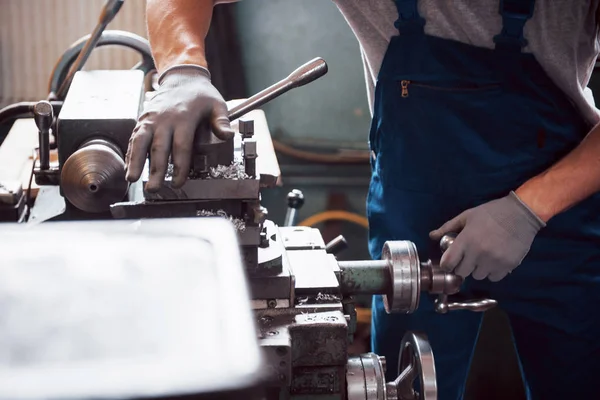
[1,1,599,399]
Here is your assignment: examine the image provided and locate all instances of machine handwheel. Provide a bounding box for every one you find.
[392,332,437,400]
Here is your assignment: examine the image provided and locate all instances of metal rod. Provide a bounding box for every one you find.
[284,208,297,227]
[55,0,125,98]
[338,260,391,295]
[284,189,304,226]
[33,101,54,171]
[325,235,348,255]
[228,57,328,121]
[0,101,62,126]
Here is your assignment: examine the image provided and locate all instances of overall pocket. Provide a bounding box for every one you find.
[398,80,501,98]
[374,77,539,197]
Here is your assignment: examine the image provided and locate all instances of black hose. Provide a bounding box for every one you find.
[0,101,63,126]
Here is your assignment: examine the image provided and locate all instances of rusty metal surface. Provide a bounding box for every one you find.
[292,311,348,367]
[291,366,345,397]
[255,305,347,398]
[338,259,391,295]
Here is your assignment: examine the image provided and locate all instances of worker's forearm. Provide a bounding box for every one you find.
[146,0,217,72]
[515,123,600,222]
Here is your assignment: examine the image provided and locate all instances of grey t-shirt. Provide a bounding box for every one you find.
[333,0,600,125]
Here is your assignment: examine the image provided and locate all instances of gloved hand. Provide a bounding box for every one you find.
[125,65,234,191]
[429,191,546,282]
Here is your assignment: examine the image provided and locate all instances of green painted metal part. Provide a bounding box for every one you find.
[338,260,391,295]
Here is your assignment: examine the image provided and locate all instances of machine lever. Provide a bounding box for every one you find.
[326,235,348,255]
[284,189,304,226]
[435,232,498,314]
[33,101,53,171]
[434,294,498,314]
[55,0,125,98]
[228,58,328,121]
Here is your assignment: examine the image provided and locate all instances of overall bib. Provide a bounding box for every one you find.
[368,1,600,399]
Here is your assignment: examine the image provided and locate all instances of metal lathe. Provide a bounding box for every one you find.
[0,2,497,398]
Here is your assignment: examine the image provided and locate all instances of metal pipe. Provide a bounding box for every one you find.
[48,30,153,97]
[55,0,125,99]
[284,207,297,227]
[338,260,391,295]
[228,58,328,121]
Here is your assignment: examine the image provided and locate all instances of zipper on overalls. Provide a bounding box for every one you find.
[401,80,410,97]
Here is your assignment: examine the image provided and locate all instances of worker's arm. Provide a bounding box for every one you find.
[147,0,236,72]
[515,122,600,221]
[125,0,237,190]
[430,122,600,281]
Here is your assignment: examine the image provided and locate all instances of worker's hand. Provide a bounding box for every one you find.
[429,192,546,282]
[125,65,234,191]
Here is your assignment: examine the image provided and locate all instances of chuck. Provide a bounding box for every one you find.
[60,139,128,213]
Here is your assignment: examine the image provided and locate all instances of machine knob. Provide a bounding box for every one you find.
[284,189,304,226]
[33,101,53,171]
[439,233,456,253]
[287,189,304,209]
[61,139,129,213]
[33,101,53,132]
[325,235,348,255]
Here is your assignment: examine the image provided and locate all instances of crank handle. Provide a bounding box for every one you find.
[434,294,497,314]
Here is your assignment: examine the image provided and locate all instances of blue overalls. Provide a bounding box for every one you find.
[367,1,600,399]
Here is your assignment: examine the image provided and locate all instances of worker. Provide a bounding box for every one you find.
[124,1,600,399]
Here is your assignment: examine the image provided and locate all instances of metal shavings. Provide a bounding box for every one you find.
[316,292,341,302]
[196,209,246,232]
[296,293,341,305]
[208,162,249,180]
[165,163,174,178]
[296,297,309,305]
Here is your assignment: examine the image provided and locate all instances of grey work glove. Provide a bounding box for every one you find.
[125,65,234,191]
[429,191,546,282]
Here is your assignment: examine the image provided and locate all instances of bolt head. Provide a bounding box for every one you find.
[239,119,255,138]
[243,139,257,158]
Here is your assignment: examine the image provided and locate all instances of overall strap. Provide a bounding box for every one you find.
[493,0,536,52]
[393,0,425,35]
